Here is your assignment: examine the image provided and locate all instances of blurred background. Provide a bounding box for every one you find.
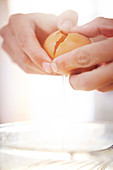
[0,0,113,124]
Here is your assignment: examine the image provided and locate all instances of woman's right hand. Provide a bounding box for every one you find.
[0,11,78,74]
[51,17,113,92]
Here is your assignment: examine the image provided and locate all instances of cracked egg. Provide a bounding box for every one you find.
[43,30,92,59]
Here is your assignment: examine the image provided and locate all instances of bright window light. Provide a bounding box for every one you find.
[6,0,97,124]
[5,0,113,124]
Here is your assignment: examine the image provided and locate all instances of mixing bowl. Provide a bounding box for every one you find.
[0,121,113,169]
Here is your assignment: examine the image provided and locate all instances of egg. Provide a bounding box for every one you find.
[43,30,94,74]
[43,30,91,59]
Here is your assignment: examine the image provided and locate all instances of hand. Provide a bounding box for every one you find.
[0,11,78,74]
[51,17,113,92]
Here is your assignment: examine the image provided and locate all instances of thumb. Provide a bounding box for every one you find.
[57,10,78,33]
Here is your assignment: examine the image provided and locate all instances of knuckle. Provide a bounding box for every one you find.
[76,48,90,66]
[32,55,38,63]
[19,36,30,49]
[22,62,32,73]
[24,68,31,74]
[31,49,38,58]
[30,49,41,63]
[95,17,106,26]
[9,13,24,25]
[0,26,8,38]
[1,42,6,50]
[23,56,31,67]
[58,57,66,70]
[95,17,105,22]
[61,60,66,70]
[0,28,4,37]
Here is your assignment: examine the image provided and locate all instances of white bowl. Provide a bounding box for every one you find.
[0,121,113,169]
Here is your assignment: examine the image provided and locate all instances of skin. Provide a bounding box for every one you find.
[51,17,113,92]
[0,11,78,74]
[1,11,113,92]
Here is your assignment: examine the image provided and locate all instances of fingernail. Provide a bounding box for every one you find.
[60,20,74,31]
[51,63,57,73]
[42,62,52,73]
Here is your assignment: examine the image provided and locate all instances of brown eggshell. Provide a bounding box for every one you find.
[43,30,92,74]
[55,33,91,58]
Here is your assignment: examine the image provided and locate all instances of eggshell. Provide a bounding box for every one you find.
[43,30,91,59]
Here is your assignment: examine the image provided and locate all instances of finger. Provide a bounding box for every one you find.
[57,10,78,33]
[67,65,97,75]
[72,17,113,38]
[2,40,58,76]
[2,42,39,74]
[1,27,47,74]
[69,62,113,91]
[2,41,46,74]
[98,83,113,92]
[51,38,113,74]
[9,14,52,73]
